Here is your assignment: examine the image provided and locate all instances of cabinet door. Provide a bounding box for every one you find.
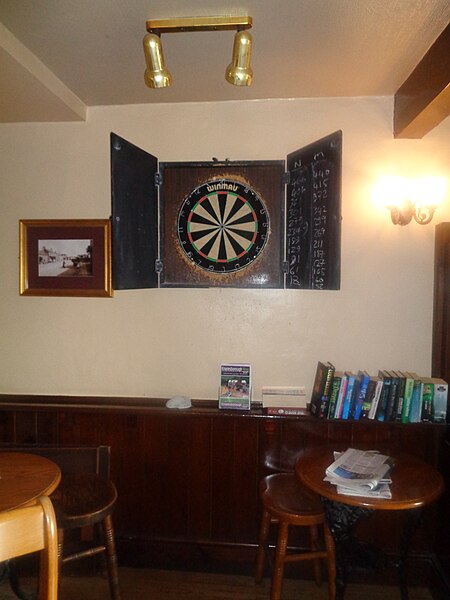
[432,223,450,417]
[110,133,158,289]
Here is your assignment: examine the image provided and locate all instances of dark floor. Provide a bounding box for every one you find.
[0,567,435,600]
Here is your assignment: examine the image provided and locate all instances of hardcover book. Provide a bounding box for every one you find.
[367,377,384,420]
[420,378,434,421]
[385,371,399,421]
[265,406,309,416]
[326,372,343,419]
[262,386,306,408]
[333,374,349,419]
[341,372,357,420]
[310,361,335,418]
[352,371,370,420]
[376,370,392,421]
[430,377,448,422]
[400,372,415,424]
[360,376,377,420]
[408,377,424,423]
[393,371,406,421]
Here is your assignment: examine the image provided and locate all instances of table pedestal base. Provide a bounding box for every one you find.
[323,499,421,600]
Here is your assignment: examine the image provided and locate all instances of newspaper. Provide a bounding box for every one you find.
[325,448,393,491]
[333,482,392,499]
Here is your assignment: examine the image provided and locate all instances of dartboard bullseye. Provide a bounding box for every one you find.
[177,179,269,273]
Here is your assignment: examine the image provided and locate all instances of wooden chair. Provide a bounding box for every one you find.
[0,445,121,600]
[0,496,58,600]
[255,473,336,600]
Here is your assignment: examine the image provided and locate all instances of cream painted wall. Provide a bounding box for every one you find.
[1,97,449,400]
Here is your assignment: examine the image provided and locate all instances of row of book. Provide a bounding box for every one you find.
[310,361,448,423]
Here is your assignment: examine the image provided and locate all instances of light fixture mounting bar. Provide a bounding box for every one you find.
[146,15,252,34]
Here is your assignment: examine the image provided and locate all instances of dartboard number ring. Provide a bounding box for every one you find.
[177,179,270,273]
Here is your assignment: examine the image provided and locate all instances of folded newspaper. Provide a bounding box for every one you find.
[324,448,393,498]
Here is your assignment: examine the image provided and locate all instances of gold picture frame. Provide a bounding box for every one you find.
[19,219,113,297]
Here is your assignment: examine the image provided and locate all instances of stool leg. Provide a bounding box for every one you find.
[57,528,64,578]
[102,514,121,600]
[271,520,289,600]
[255,509,271,583]
[324,524,336,600]
[309,523,322,586]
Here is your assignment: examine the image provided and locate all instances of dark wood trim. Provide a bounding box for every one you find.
[0,394,258,415]
[394,23,450,138]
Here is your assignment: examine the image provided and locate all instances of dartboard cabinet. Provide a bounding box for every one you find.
[110,130,342,290]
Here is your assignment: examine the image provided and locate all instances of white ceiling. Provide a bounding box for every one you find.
[0,0,449,123]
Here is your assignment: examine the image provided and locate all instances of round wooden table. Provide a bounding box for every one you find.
[296,447,444,600]
[296,446,444,510]
[0,452,61,511]
[0,453,61,599]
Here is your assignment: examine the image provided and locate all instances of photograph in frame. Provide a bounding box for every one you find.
[19,219,113,297]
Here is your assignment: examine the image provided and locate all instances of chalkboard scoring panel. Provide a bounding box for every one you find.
[286,130,342,290]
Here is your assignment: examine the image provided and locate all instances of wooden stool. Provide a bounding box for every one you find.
[255,473,336,600]
[51,472,121,600]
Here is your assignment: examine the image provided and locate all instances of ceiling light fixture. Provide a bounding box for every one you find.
[143,16,253,89]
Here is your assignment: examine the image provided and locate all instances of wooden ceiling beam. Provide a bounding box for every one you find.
[394,23,450,139]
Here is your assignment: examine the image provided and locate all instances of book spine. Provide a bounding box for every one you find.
[326,375,342,419]
[360,377,376,420]
[318,365,335,418]
[394,372,406,421]
[385,373,399,421]
[353,373,370,420]
[401,375,415,424]
[368,379,383,419]
[376,373,391,421]
[265,407,308,416]
[341,375,355,420]
[431,379,448,422]
[420,380,434,421]
[409,380,423,423]
[310,361,334,418]
[333,375,348,419]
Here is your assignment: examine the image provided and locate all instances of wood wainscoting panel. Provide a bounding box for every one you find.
[0,395,447,575]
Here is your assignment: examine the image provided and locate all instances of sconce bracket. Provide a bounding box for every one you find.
[389,205,413,226]
[146,16,252,34]
[389,201,437,226]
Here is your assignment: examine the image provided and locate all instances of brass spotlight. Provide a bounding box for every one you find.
[225,30,253,86]
[143,33,172,89]
[144,16,253,89]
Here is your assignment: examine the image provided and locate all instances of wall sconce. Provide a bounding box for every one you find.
[143,16,253,89]
[373,176,447,226]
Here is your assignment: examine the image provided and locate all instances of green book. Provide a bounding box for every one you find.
[327,372,343,419]
[420,378,434,421]
[400,372,415,424]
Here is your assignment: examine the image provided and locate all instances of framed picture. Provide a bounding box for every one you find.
[19,219,113,297]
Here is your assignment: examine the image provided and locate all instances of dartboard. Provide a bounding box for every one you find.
[177,179,269,273]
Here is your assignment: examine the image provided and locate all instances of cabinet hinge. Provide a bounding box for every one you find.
[282,171,290,186]
[155,259,163,274]
[155,172,163,186]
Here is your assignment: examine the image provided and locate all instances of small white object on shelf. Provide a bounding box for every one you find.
[166,396,192,409]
